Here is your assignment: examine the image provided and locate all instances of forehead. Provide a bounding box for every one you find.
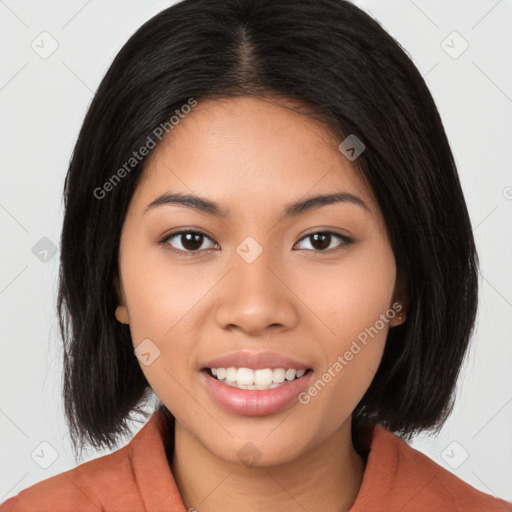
[131,96,378,220]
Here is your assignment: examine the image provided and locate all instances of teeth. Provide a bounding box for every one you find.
[273,368,285,383]
[226,367,237,383]
[254,368,273,386]
[208,366,308,390]
[285,369,296,381]
[236,367,252,385]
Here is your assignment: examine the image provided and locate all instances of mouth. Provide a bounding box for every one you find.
[199,366,314,416]
[202,367,313,391]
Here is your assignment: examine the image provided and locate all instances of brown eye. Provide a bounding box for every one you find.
[309,233,331,251]
[162,230,217,254]
[295,231,352,253]
[180,232,204,251]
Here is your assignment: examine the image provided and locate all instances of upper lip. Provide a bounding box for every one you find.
[202,351,312,371]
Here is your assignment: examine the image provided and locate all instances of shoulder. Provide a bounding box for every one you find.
[353,424,512,512]
[0,443,141,512]
[0,413,182,512]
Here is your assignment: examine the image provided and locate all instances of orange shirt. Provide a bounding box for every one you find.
[1,411,510,511]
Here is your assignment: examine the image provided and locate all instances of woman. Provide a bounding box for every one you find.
[2,0,510,510]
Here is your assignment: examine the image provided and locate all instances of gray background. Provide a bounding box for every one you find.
[1,0,511,503]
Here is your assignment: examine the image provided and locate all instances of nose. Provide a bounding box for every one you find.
[214,249,299,337]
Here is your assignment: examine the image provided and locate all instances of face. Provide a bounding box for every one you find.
[116,96,405,466]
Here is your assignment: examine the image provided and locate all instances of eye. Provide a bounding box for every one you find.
[294,231,353,253]
[159,229,353,256]
[160,230,218,255]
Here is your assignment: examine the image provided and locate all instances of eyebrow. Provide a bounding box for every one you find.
[143,190,370,218]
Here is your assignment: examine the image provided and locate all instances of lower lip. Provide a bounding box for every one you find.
[200,369,313,416]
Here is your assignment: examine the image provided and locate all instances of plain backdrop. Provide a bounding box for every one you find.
[1,0,511,504]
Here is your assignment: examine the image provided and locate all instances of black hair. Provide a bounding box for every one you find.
[57,0,479,460]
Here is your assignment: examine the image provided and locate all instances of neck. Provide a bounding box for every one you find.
[170,418,366,512]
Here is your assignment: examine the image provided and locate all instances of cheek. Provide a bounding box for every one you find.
[299,342,386,442]
[299,318,388,440]
[294,241,395,429]
[118,244,203,418]
[118,241,214,405]
[119,240,209,342]
[299,238,396,343]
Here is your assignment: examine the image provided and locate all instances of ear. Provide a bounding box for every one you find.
[115,305,130,324]
[114,275,130,325]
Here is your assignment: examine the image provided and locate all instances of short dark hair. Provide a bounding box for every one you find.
[58,0,479,459]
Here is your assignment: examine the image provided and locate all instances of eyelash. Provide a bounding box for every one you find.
[158,229,353,257]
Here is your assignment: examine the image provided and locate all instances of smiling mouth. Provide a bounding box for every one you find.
[202,367,313,391]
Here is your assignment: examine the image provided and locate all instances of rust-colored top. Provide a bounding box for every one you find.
[1,412,510,511]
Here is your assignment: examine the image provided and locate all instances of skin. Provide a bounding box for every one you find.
[115,96,407,512]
